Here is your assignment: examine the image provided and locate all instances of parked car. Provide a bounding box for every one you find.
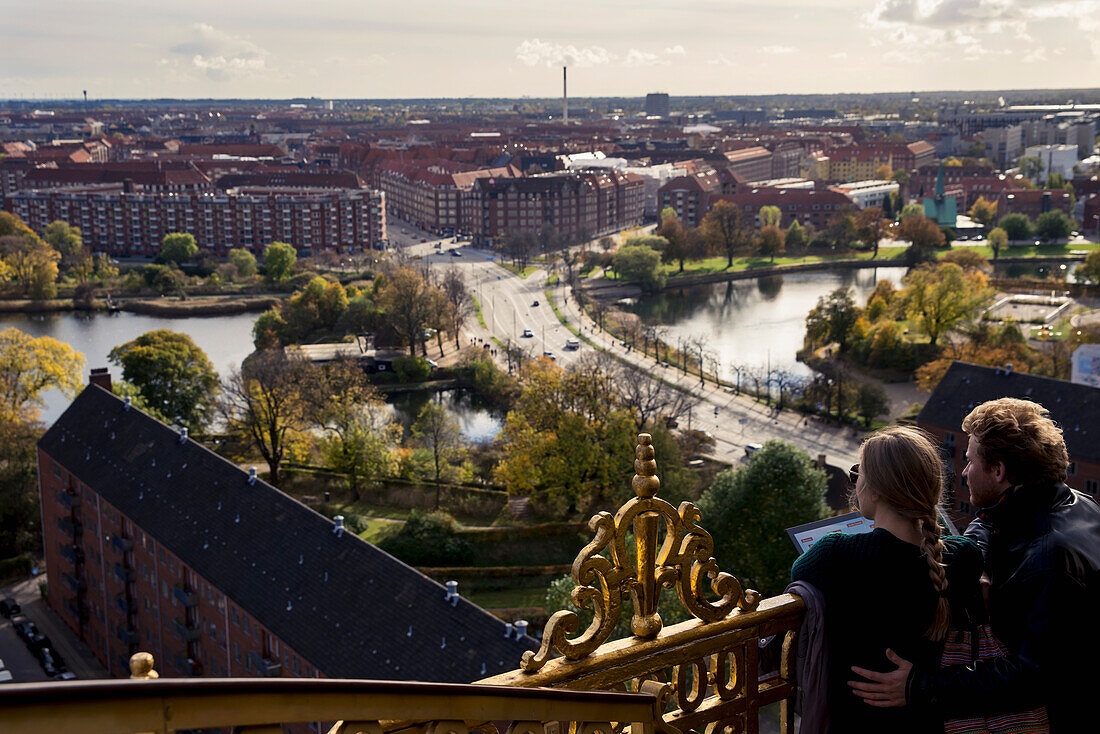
[53,670,76,681]
[564,337,580,350]
[0,598,19,617]
[449,249,462,257]
[531,300,540,307]
[543,351,556,361]
[13,619,39,642]
[34,644,61,667]
[744,443,763,457]
[521,329,533,338]
[39,650,63,678]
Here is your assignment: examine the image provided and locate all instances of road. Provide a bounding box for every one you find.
[386,218,863,471]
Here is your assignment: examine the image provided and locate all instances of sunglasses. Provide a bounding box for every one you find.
[849,464,859,485]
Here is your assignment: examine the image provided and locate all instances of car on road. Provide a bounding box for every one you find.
[0,598,19,617]
[543,351,556,361]
[531,300,540,307]
[744,442,763,457]
[521,329,533,338]
[564,337,580,350]
[449,249,462,257]
[38,650,63,678]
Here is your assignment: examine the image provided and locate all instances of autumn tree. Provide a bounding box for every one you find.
[228,248,258,278]
[987,227,1008,259]
[656,215,691,273]
[160,232,198,264]
[0,328,85,423]
[941,248,989,272]
[611,242,665,291]
[758,205,782,228]
[379,266,438,355]
[897,212,945,262]
[220,350,310,487]
[854,207,889,257]
[1018,156,1043,182]
[264,241,297,282]
[412,401,464,486]
[302,359,398,498]
[805,287,860,353]
[968,197,998,228]
[757,225,785,263]
[702,200,749,267]
[785,220,808,253]
[108,330,220,431]
[494,358,635,512]
[698,441,828,595]
[0,233,60,299]
[440,268,473,349]
[43,221,92,281]
[900,263,992,347]
[1076,250,1100,285]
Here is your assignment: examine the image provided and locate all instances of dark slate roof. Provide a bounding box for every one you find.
[917,361,1100,465]
[38,386,536,682]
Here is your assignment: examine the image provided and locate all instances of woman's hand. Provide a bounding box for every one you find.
[849,649,912,707]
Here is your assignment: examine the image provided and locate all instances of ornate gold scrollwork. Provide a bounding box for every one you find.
[521,435,761,672]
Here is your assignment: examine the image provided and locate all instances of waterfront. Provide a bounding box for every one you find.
[620,266,910,381]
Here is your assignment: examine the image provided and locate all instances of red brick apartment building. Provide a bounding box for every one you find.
[5,185,386,256]
[377,162,520,234]
[710,186,854,229]
[995,189,1073,220]
[464,170,644,246]
[917,362,1100,527]
[657,166,743,227]
[38,381,534,682]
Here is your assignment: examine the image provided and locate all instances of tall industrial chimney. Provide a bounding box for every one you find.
[563,66,568,125]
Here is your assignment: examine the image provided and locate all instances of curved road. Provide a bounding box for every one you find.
[413,242,862,471]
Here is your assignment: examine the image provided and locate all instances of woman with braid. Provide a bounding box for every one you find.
[791,426,983,733]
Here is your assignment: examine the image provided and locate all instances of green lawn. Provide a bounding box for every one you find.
[472,296,488,329]
[498,262,539,278]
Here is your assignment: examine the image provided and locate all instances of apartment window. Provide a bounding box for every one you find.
[1086,479,1099,495]
[1067,462,1076,477]
[233,642,241,663]
[944,432,955,447]
[242,617,250,636]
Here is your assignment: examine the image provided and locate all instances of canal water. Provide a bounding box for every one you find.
[619,266,910,381]
[2,265,908,428]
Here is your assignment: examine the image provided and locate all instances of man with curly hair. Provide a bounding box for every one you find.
[850,397,1100,731]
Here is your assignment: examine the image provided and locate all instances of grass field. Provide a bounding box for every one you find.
[466,586,550,610]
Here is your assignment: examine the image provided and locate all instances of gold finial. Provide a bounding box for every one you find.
[129,652,159,679]
[632,434,660,499]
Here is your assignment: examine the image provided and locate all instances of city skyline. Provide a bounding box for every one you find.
[3,0,1100,101]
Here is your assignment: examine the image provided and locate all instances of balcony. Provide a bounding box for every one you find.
[113,563,134,583]
[173,585,198,607]
[250,651,282,677]
[111,534,134,553]
[4,435,805,734]
[59,544,84,565]
[173,618,201,643]
[56,490,80,509]
[115,593,135,614]
[61,572,85,593]
[57,517,81,537]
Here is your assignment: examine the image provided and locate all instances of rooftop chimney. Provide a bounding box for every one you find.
[514,620,529,639]
[445,580,459,603]
[179,427,188,444]
[504,623,514,638]
[123,396,131,411]
[1005,363,1013,374]
[247,467,257,485]
[90,367,111,391]
[333,515,345,537]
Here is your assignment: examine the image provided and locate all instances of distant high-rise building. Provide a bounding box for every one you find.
[645,93,670,118]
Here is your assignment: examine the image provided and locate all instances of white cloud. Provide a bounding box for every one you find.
[829,51,849,59]
[624,49,668,66]
[706,53,736,66]
[664,45,687,56]
[169,23,270,81]
[514,39,613,67]
[762,45,796,54]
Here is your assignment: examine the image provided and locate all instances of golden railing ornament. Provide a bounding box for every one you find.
[521,434,761,672]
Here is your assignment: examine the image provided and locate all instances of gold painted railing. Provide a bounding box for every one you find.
[0,434,806,734]
[481,434,806,734]
[0,677,662,734]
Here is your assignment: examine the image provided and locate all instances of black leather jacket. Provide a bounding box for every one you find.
[908,482,1100,731]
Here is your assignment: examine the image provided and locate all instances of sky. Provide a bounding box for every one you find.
[2,0,1099,100]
